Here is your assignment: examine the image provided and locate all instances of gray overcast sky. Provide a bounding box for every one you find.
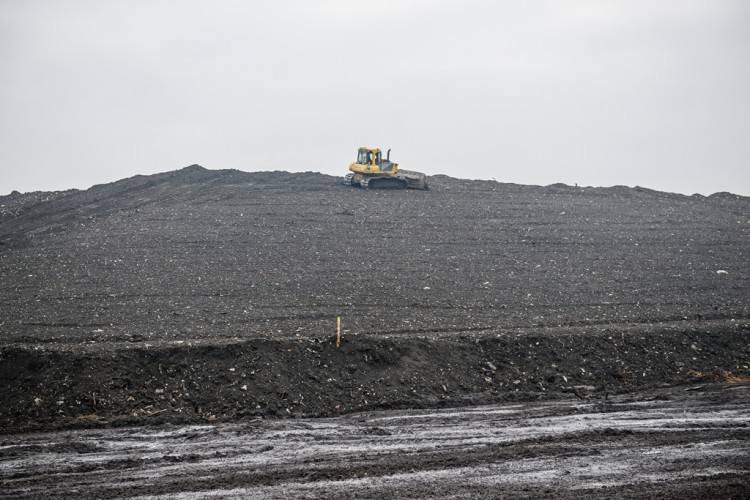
[1,0,749,196]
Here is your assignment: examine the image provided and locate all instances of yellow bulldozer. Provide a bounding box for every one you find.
[344,147,428,190]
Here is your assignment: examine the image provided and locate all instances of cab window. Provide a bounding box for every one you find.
[357,150,370,164]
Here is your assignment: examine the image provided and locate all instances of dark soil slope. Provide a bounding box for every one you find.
[1,166,748,430]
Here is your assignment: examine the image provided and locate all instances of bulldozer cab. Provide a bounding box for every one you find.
[357,148,380,166]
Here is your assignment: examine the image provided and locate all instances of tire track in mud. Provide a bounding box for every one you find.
[1,384,748,499]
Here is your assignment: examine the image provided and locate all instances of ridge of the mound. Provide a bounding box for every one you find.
[0,167,340,244]
[2,165,747,246]
[5,167,748,202]
[3,166,747,214]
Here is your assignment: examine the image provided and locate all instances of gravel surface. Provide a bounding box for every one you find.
[1,165,749,496]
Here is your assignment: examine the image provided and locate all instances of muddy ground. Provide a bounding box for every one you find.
[1,166,749,496]
[1,384,748,499]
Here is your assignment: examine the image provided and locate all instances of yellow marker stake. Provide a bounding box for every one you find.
[336,317,341,349]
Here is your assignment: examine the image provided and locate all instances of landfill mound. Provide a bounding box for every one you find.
[1,165,748,431]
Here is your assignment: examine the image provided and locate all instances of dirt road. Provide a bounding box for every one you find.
[1,383,748,499]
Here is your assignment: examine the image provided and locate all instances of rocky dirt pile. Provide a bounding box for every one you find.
[1,165,748,431]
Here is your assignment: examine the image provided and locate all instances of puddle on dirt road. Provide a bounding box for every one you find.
[1,384,748,499]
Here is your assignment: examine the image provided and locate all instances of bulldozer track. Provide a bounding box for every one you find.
[361,177,408,190]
